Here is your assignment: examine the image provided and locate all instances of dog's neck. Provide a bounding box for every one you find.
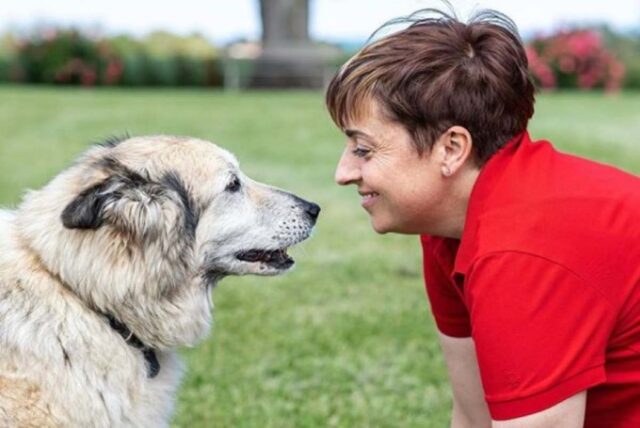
[105,313,160,378]
[17,233,160,379]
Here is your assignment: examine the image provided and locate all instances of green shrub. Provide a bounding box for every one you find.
[8,28,223,87]
[601,28,640,90]
[0,56,11,82]
[623,62,640,89]
[14,29,123,85]
[110,32,222,87]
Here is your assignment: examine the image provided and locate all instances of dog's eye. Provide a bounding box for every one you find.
[225,175,241,193]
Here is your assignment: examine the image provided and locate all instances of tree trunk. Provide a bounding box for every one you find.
[251,0,338,88]
[260,0,309,46]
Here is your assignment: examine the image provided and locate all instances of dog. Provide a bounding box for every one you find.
[0,135,319,427]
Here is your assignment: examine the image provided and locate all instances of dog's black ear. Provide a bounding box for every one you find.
[61,181,112,229]
[61,159,197,241]
[61,156,147,231]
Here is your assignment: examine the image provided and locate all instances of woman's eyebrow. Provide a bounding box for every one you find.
[344,129,373,141]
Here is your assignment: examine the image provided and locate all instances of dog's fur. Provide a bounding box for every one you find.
[0,135,318,427]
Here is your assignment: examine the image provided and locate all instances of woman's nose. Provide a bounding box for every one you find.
[335,150,360,186]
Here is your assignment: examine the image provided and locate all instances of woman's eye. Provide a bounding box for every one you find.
[225,175,241,192]
[352,147,371,158]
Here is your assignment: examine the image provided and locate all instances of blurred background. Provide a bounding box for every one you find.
[1,1,639,427]
[1,0,639,89]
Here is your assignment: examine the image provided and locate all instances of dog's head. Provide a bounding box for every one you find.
[17,135,319,348]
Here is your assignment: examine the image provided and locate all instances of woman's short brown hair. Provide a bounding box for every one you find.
[325,8,535,164]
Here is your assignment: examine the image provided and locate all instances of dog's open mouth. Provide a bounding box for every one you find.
[236,248,294,269]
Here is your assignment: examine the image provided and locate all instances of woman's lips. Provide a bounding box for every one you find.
[360,191,379,208]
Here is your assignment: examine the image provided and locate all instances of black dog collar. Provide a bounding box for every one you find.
[106,314,160,378]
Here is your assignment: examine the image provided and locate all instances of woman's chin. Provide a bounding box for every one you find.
[370,216,418,235]
[370,217,393,234]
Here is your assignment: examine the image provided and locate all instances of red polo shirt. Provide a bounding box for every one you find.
[421,131,640,425]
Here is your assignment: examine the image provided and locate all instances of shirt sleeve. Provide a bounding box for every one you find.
[420,235,471,337]
[466,251,613,420]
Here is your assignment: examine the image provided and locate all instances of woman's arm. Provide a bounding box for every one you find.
[438,332,491,428]
[438,332,586,428]
[492,392,585,428]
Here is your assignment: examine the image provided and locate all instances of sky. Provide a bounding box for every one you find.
[1,0,639,44]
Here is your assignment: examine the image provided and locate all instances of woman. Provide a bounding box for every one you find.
[325,9,640,428]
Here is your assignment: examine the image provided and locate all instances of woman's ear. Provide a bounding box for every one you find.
[437,126,474,177]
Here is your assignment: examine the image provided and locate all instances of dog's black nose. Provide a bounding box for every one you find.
[290,195,321,222]
[305,202,321,221]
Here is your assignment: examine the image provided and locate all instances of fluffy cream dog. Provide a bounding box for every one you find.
[0,135,319,427]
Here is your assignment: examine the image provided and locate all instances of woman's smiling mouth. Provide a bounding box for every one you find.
[359,191,379,208]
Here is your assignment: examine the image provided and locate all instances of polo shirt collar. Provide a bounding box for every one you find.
[453,131,529,277]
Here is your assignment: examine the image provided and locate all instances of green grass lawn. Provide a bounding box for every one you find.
[1,86,639,427]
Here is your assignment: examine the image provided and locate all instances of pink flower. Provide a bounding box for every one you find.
[81,68,97,86]
[525,28,625,92]
[559,56,576,73]
[526,46,556,89]
[104,60,124,85]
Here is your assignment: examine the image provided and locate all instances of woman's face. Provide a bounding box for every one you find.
[334,100,451,235]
